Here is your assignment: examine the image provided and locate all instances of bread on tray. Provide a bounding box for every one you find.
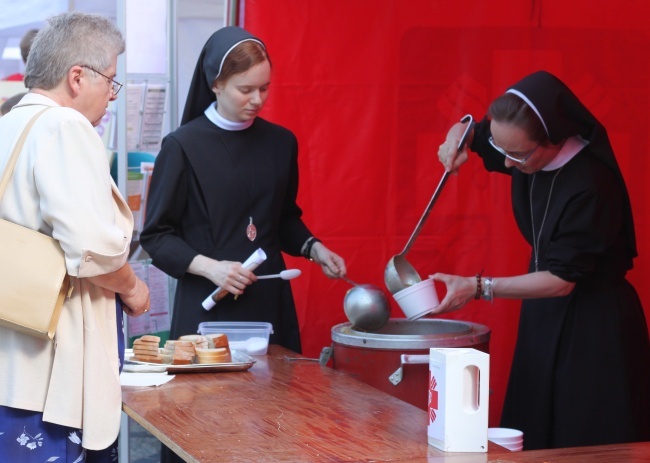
[195,347,232,364]
[131,333,233,365]
[132,335,162,363]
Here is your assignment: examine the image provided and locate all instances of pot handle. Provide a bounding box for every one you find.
[388,354,429,386]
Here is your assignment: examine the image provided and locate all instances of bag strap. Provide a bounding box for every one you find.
[0,107,51,202]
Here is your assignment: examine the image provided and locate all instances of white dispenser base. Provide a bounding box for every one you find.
[428,347,489,452]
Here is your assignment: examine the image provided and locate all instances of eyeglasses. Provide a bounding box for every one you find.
[488,136,540,164]
[81,65,123,95]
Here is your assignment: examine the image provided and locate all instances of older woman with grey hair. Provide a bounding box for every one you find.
[0,12,149,462]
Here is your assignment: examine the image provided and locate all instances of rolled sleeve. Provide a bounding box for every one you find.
[78,241,130,278]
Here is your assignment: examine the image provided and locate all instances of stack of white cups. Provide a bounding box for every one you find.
[487,428,524,451]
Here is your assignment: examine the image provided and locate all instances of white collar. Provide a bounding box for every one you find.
[542,135,588,171]
[204,103,254,131]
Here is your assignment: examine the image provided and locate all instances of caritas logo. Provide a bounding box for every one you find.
[428,372,438,424]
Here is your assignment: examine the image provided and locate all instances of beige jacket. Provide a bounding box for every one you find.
[0,93,133,450]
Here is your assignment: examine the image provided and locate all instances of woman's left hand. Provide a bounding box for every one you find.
[428,273,475,315]
[310,242,347,278]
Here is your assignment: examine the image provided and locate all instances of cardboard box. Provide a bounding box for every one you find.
[428,348,489,452]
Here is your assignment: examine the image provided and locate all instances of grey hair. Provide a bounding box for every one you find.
[24,12,125,90]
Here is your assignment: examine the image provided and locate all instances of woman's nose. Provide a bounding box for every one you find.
[503,158,516,169]
[250,91,262,104]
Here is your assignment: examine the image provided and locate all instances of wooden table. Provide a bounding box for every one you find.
[122,345,650,462]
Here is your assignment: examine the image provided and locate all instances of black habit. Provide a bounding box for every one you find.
[140,115,311,352]
[471,71,650,450]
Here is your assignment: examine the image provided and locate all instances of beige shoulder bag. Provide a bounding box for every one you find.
[0,107,71,340]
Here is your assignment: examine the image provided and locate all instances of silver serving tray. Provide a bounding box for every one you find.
[124,348,256,373]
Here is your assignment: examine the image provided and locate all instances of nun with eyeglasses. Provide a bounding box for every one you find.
[431,70,650,450]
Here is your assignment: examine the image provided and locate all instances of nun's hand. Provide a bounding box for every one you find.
[311,242,347,278]
[437,121,473,174]
[427,273,475,314]
[188,255,255,297]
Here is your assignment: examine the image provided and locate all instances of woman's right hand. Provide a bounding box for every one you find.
[437,120,474,174]
[87,263,150,316]
[189,255,256,296]
[120,277,151,317]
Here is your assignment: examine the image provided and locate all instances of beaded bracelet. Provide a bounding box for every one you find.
[474,270,483,300]
[303,236,322,261]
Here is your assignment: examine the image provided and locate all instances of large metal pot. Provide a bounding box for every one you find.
[328,318,490,411]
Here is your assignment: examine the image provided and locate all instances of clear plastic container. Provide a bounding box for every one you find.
[198,321,273,355]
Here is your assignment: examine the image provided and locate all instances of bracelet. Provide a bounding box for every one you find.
[482,276,494,303]
[302,237,322,261]
[474,270,483,300]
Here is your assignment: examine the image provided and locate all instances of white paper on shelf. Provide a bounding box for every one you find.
[201,248,267,310]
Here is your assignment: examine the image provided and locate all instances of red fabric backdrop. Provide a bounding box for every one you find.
[242,0,650,426]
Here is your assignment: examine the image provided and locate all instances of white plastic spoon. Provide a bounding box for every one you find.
[256,269,302,280]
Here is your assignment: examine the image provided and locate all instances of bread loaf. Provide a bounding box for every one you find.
[132,353,163,364]
[179,334,209,349]
[195,347,232,364]
[206,333,229,349]
[133,335,162,363]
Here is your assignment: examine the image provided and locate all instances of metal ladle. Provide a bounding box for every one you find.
[384,115,475,294]
[341,277,390,332]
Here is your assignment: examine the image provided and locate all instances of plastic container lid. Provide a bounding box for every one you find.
[198,321,272,331]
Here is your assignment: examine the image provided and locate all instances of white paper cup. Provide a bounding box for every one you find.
[392,278,439,320]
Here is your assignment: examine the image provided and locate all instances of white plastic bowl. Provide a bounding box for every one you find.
[392,278,439,320]
[487,427,524,443]
[498,442,523,452]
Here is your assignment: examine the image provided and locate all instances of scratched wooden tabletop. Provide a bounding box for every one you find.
[121,345,650,463]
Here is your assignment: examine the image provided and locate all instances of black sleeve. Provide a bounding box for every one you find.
[140,136,200,278]
[471,116,512,175]
[278,133,313,256]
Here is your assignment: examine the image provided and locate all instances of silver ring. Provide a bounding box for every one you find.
[238,276,243,281]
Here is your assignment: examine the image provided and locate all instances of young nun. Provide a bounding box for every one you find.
[141,27,345,355]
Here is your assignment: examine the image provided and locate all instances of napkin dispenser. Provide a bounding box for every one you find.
[428,348,489,452]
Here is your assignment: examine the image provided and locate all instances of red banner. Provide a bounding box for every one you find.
[244,0,650,425]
